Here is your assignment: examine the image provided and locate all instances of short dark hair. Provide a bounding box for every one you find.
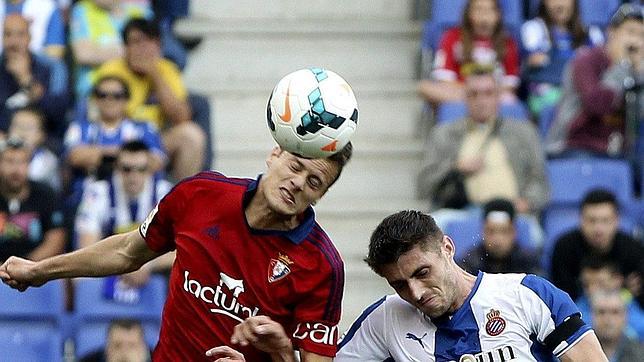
[326,141,353,188]
[483,198,515,222]
[365,210,444,275]
[580,255,620,275]
[580,189,619,212]
[119,140,150,154]
[122,18,161,43]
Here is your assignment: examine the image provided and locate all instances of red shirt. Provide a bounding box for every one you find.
[139,172,345,361]
[432,27,520,87]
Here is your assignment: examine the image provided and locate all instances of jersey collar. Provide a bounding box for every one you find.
[242,175,316,245]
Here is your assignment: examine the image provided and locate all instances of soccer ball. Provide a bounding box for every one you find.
[266,67,358,159]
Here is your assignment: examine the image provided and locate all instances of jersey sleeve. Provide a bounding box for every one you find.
[431,28,460,82]
[335,296,391,362]
[44,8,66,47]
[159,62,187,100]
[518,275,592,358]
[501,37,520,88]
[138,181,186,253]
[69,3,90,43]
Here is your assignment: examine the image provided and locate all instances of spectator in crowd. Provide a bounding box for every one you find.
[0,14,69,136]
[460,198,542,275]
[64,75,165,203]
[0,137,65,263]
[575,257,644,341]
[93,18,206,180]
[550,189,644,307]
[418,0,520,109]
[80,318,151,362]
[8,106,60,191]
[545,3,643,158]
[0,0,66,59]
[520,0,604,118]
[417,65,549,219]
[589,289,644,361]
[69,0,151,98]
[75,141,173,287]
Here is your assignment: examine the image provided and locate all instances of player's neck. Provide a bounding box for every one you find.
[245,195,298,231]
[452,268,478,312]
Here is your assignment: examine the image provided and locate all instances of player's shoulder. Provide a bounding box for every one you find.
[305,223,344,266]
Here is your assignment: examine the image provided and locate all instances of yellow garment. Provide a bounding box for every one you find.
[93,58,187,129]
[458,120,519,204]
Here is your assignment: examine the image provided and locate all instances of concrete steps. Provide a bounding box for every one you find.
[178,0,423,331]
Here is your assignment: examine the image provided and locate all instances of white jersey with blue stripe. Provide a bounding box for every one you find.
[337,272,592,362]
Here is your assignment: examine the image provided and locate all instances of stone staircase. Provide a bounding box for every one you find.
[176,0,425,332]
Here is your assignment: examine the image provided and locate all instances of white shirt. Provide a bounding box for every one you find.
[75,174,172,237]
[337,272,592,362]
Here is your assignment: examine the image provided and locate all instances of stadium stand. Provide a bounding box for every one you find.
[436,100,530,124]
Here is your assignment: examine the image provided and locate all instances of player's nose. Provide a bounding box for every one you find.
[408,280,425,302]
[290,174,306,190]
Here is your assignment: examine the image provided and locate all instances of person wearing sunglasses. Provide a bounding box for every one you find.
[64,75,166,208]
[74,140,173,288]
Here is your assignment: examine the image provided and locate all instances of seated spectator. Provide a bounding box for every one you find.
[69,0,151,98]
[0,0,66,59]
[521,0,604,118]
[75,141,173,287]
[545,3,643,158]
[550,189,644,307]
[80,318,151,362]
[93,18,206,180]
[417,65,549,216]
[576,257,644,341]
[64,75,166,205]
[8,106,60,191]
[0,14,69,136]
[418,0,520,110]
[589,289,644,361]
[460,198,542,275]
[0,137,65,262]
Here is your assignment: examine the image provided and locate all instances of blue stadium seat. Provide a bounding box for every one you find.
[0,280,65,322]
[445,214,536,261]
[75,320,160,359]
[0,322,63,362]
[436,101,529,124]
[546,158,634,205]
[579,0,620,28]
[74,275,167,322]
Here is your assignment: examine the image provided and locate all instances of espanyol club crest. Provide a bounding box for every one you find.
[485,309,506,336]
[268,253,294,283]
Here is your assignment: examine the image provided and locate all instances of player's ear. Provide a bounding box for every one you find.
[442,235,455,258]
[266,146,283,167]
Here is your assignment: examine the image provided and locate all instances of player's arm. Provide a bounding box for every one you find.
[0,229,162,291]
[559,332,608,362]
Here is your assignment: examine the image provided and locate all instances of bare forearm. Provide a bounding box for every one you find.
[72,41,123,66]
[418,80,465,103]
[150,70,190,124]
[67,146,104,170]
[33,232,144,282]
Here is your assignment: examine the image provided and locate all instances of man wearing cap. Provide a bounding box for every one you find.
[460,198,542,275]
[546,3,643,157]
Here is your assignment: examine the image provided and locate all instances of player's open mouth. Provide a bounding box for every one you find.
[280,188,295,204]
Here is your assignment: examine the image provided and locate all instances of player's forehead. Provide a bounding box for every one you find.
[285,152,339,183]
[381,247,437,280]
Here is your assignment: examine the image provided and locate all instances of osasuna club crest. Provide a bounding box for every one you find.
[485,309,506,336]
[268,253,294,283]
